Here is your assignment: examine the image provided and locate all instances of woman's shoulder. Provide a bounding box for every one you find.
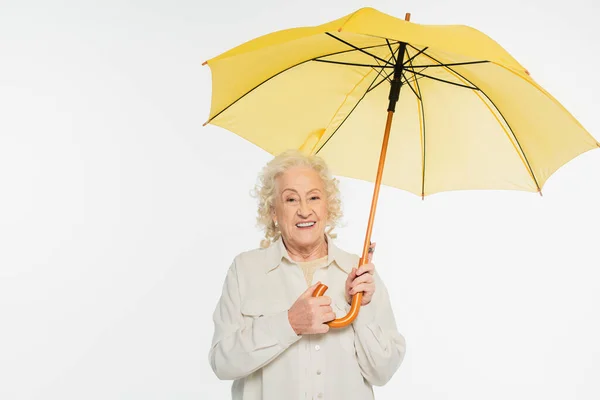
[228,241,280,274]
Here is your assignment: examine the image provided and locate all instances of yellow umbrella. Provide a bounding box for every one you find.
[202,7,600,328]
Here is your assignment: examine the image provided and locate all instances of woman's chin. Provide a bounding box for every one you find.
[293,228,324,245]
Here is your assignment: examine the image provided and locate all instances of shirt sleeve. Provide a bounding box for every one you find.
[208,258,302,381]
[346,269,407,386]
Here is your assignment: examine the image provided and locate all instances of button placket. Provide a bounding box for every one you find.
[313,337,325,400]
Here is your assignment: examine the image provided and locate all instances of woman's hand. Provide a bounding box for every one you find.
[288,282,335,335]
[345,242,376,306]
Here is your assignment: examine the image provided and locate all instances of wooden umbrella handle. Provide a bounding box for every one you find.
[312,111,396,328]
[312,282,364,328]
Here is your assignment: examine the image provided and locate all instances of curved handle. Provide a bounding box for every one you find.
[312,283,363,328]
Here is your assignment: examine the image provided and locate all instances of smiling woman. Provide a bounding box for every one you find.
[208,150,407,400]
[254,149,343,249]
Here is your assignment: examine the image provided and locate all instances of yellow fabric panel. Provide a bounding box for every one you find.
[211,58,371,154]
[458,62,599,189]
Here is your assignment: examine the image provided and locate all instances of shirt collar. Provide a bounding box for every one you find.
[264,234,356,274]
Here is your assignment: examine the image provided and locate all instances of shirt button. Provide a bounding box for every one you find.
[316,370,322,375]
[315,345,320,351]
[317,393,323,399]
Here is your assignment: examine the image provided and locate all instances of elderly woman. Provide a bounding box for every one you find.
[209,150,406,399]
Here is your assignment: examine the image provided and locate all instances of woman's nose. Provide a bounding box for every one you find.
[297,200,312,217]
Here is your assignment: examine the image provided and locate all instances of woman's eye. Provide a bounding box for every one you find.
[286,198,297,202]
[310,196,320,201]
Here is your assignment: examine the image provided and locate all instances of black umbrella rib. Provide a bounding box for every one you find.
[319,41,400,57]
[408,43,542,192]
[366,69,394,93]
[403,68,427,84]
[312,59,393,68]
[410,60,490,68]
[405,44,489,69]
[325,32,393,66]
[365,43,401,93]
[207,42,399,123]
[403,46,428,66]
[386,39,397,63]
[405,69,478,90]
[407,51,427,199]
[313,70,383,155]
[368,63,393,90]
[315,50,398,155]
[401,70,421,100]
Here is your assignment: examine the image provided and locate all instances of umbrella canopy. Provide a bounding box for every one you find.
[204,7,599,197]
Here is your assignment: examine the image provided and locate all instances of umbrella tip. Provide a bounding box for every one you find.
[421,193,424,201]
[202,120,209,127]
[525,69,530,75]
[202,61,207,66]
[405,13,411,21]
[539,190,543,197]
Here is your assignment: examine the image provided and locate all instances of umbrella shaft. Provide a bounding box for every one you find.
[362,41,408,263]
[360,110,396,265]
[387,42,408,112]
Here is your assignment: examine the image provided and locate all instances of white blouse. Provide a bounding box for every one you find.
[208,236,406,399]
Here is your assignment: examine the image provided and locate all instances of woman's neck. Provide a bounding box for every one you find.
[283,236,328,262]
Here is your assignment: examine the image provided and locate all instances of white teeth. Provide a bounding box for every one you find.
[296,222,315,227]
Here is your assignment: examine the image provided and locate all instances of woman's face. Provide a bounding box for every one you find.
[273,166,328,250]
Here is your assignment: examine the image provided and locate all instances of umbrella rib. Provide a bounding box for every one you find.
[364,48,398,92]
[366,69,394,93]
[371,41,401,80]
[386,39,397,63]
[314,70,382,155]
[315,50,398,155]
[403,46,429,66]
[401,70,421,100]
[404,68,478,90]
[409,60,490,68]
[409,44,542,192]
[407,51,427,199]
[312,59,394,68]
[367,63,392,90]
[403,72,426,86]
[325,32,393,66]
[207,42,398,123]
[367,45,399,91]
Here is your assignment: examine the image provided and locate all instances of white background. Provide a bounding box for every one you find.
[1,0,599,399]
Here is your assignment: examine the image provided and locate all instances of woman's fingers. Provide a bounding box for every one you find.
[356,262,374,277]
[322,311,336,323]
[349,282,374,296]
[350,272,374,288]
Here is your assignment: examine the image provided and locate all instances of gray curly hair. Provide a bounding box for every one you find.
[252,149,342,248]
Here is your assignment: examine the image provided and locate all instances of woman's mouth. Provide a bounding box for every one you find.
[296,221,316,229]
